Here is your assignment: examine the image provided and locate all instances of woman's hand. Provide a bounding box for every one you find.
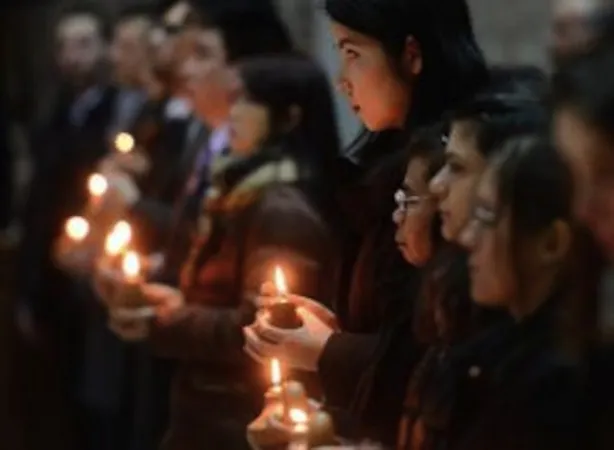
[243,306,335,372]
[140,283,185,323]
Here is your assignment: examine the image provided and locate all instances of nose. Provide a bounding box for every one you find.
[180,56,197,80]
[392,207,404,226]
[429,167,447,199]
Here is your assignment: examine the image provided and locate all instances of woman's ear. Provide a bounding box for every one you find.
[402,36,423,78]
[539,219,573,266]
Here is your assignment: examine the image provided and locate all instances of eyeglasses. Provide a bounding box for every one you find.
[394,189,431,212]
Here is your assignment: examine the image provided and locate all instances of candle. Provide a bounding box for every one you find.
[288,409,309,450]
[102,221,132,269]
[268,266,302,329]
[114,132,135,154]
[65,216,90,242]
[307,411,336,447]
[86,173,109,221]
[112,251,146,311]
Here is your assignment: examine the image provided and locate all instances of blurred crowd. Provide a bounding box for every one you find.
[4,0,614,450]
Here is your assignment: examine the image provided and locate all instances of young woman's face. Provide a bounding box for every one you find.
[554,106,614,260]
[229,93,271,156]
[393,156,438,266]
[430,121,487,243]
[460,167,516,308]
[330,21,411,131]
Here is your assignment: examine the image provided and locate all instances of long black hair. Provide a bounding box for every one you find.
[236,55,340,182]
[325,0,489,128]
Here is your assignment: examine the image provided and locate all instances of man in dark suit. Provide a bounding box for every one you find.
[16,4,117,448]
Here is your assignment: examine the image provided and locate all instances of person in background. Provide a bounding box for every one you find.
[16,2,115,449]
[551,0,613,63]
[551,38,614,450]
[244,0,489,440]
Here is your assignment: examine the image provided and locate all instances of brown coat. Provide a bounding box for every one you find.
[150,156,337,450]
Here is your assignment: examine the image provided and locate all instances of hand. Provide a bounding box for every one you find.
[105,171,141,208]
[255,281,339,331]
[140,283,185,323]
[108,312,150,342]
[243,306,335,372]
[93,260,123,308]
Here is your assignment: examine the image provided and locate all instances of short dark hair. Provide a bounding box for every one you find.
[449,65,549,158]
[57,2,111,40]
[116,2,155,24]
[187,0,293,62]
[551,40,614,140]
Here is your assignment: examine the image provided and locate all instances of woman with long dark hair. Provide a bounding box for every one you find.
[244,0,489,440]
[453,135,586,450]
[106,55,340,450]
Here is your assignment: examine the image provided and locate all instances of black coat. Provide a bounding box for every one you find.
[317,131,420,428]
[398,301,583,450]
[19,84,118,329]
[125,98,200,253]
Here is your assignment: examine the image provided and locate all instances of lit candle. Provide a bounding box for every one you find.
[88,173,108,207]
[288,409,309,450]
[114,132,135,154]
[267,266,302,329]
[102,221,132,268]
[65,216,90,242]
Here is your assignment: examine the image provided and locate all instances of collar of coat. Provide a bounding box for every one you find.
[205,153,300,213]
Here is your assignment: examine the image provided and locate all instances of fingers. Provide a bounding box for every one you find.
[141,283,177,304]
[243,326,280,362]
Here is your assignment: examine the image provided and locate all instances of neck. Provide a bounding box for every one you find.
[509,272,558,321]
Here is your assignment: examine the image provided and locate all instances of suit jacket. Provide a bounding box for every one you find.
[19,84,118,325]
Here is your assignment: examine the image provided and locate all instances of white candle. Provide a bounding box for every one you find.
[288,408,309,450]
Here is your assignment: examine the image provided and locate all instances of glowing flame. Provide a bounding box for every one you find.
[112,220,132,244]
[65,216,90,241]
[115,132,135,154]
[270,358,281,387]
[289,408,308,425]
[274,266,287,296]
[122,251,141,280]
[88,173,108,197]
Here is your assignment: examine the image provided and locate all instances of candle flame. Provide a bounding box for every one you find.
[270,358,281,386]
[65,216,90,241]
[289,408,308,425]
[112,220,132,243]
[104,223,132,257]
[274,266,287,296]
[115,132,135,154]
[88,173,108,197]
[122,251,141,279]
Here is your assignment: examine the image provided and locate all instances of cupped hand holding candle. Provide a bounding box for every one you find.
[243,306,334,372]
[94,221,133,305]
[55,216,94,273]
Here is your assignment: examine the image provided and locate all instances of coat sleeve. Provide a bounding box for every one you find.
[149,186,336,362]
[128,198,174,251]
